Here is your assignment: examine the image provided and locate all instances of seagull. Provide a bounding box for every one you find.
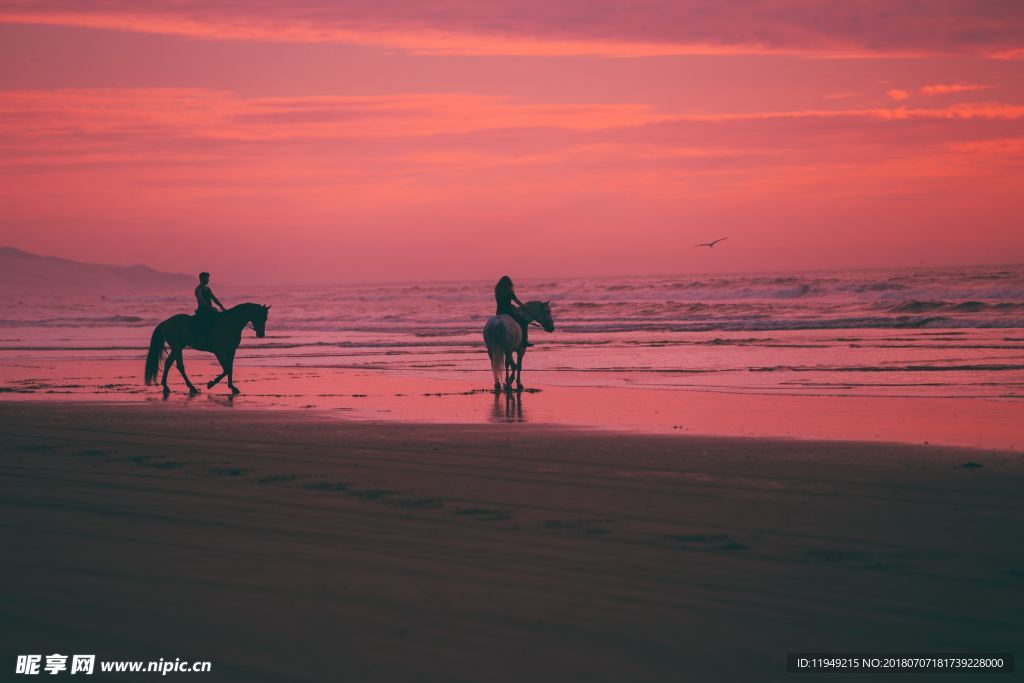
[694,237,728,248]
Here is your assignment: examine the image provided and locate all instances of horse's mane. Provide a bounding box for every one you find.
[519,300,549,316]
[225,302,264,315]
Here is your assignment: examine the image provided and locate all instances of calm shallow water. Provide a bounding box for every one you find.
[2,265,1022,400]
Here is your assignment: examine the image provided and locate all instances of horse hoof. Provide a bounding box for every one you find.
[230,387,241,395]
[189,387,200,396]
[516,385,524,392]
[162,386,170,395]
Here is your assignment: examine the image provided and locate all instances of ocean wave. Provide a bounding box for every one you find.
[851,282,908,292]
[3,310,1023,335]
[161,311,1024,335]
[0,315,147,327]
[751,363,1024,373]
[2,266,1022,336]
[886,300,1024,314]
[552,315,1024,333]
[889,300,947,313]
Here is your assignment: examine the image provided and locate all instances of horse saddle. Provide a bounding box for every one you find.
[188,309,220,350]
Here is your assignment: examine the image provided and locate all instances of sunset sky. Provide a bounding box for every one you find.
[1,1,1022,283]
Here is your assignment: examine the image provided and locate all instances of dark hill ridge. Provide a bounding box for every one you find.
[0,247,193,292]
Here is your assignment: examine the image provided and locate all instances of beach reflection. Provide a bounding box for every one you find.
[491,391,526,423]
[145,387,232,406]
[152,389,201,404]
[205,393,235,407]
[4,360,1023,450]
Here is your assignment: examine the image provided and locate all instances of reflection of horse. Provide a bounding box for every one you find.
[145,303,270,396]
[492,391,525,422]
[483,301,554,393]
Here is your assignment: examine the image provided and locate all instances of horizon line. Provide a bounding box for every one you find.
[3,245,1021,290]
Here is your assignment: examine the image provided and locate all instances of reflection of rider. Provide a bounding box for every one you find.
[194,272,226,337]
[494,275,532,348]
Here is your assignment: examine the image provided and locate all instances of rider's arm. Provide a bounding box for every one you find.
[512,292,524,306]
[210,291,226,311]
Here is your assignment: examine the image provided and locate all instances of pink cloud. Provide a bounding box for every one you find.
[887,89,909,101]
[4,89,1021,163]
[992,48,1024,60]
[2,6,1022,280]
[920,83,992,95]
[3,84,1021,281]
[0,90,669,147]
[1,1,1023,58]
[3,88,1021,199]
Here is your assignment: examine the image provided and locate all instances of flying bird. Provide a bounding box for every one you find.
[694,237,728,248]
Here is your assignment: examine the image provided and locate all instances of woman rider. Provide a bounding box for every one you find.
[494,275,532,348]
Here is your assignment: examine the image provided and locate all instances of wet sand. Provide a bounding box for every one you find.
[1,401,1022,681]
[2,359,1023,450]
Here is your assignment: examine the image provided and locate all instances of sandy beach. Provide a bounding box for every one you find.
[4,0,1024,679]
[2,400,1021,681]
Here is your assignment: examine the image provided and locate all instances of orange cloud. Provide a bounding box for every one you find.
[887,89,909,101]
[991,48,1024,60]
[0,90,669,146]
[2,2,1023,58]
[948,137,1024,154]
[920,83,992,95]
[0,10,786,58]
[4,88,1022,199]
[3,84,1021,282]
[5,89,1022,163]
[668,102,1024,123]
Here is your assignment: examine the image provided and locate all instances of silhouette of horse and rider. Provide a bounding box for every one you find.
[484,275,554,393]
[145,272,553,395]
[145,272,270,395]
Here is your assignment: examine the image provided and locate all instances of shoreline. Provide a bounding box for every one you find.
[2,401,1022,681]
[3,395,1022,457]
[4,391,1024,455]
[2,360,1023,450]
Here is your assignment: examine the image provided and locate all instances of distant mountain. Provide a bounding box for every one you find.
[0,247,193,292]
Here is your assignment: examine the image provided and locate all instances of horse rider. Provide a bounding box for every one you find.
[494,275,532,348]
[193,271,226,342]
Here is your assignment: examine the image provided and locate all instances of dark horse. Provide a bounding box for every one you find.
[145,303,270,395]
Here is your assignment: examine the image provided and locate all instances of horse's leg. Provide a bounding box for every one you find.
[161,347,176,393]
[489,349,502,393]
[174,349,199,394]
[504,348,514,393]
[207,353,229,389]
[515,348,525,392]
[225,349,240,394]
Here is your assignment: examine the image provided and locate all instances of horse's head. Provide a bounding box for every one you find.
[523,301,554,332]
[249,304,271,338]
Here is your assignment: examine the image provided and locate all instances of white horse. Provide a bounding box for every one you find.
[483,301,554,393]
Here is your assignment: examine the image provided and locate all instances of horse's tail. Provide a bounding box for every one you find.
[144,325,166,385]
[489,345,505,385]
[483,317,508,388]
